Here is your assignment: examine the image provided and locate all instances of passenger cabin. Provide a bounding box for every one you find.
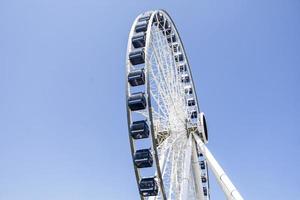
[187,98,196,106]
[203,187,208,196]
[130,120,149,139]
[128,92,147,111]
[172,43,180,53]
[175,53,184,63]
[135,21,148,33]
[129,48,145,65]
[128,69,145,86]
[191,110,197,119]
[167,34,177,43]
[178,64,187,73]
[184,86,193,94]
[139,177,158,197]
[181,74,190,83]
[138,13,151,22]
[134,149,153,168]
[200,161,205,169]
[132,32,146,48]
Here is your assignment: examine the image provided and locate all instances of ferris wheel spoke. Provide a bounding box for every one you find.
[148,50,169,94]
[148,66,171,114]
[167,141,181,199]
[150,42,183,112]
[125,10,245,200]
[154,30,177,94]
[135,110,148,118]
[149,56,186,127]
[149,60,174,113]
[151,109,168,124]
[148,54,174,118]
[157,131,181,151]
[175,139,186,198]
[178,136,192,200]
[189,165,199,199]
[149,43,178,110]
[159,134,190,199]
[149,93,169,120]
[153,26,183,108]
[159,147,172,177]
[151,69,185,126]
[148,44,170,95]
[149,83,169,117]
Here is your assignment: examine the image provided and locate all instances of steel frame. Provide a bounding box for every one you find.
[126,10,243,200]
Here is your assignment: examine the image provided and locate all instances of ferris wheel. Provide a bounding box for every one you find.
[125,10,244,200]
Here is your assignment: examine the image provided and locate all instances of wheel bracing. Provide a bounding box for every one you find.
[126,10,243,200]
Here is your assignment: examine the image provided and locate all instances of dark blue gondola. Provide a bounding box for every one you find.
[128,69,145,86]
[132,32,146,48]
[184,86,193,94]
[128,92,147,111]
[135,21,148,33]
[175,53,184,62]
[130,120,149,139]
[134,149,153,168]
[203,187,208,196]
[129,48,145,65]
[139,177,158,197]
[200,161,205,169]
[181,74,190,83]
[191,111,197,119]
[178,64,187,73]
[138,13,151,22]
[167,34,177,43]
[187,98,195,106]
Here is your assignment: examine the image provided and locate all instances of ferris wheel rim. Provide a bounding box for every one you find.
[126,10,210,200]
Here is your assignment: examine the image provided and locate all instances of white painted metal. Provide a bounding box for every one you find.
[193,134,244,200]
[191,140,206,200]
[126,10,243,200]
[179,136,192,200]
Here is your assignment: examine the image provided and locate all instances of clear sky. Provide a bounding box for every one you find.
[0,0,299,199]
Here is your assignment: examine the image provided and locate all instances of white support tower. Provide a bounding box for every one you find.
[193,134,244,200]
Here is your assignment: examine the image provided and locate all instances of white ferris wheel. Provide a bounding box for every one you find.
[125,10,244,200]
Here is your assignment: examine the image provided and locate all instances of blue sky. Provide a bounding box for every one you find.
[0,0,299,199]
